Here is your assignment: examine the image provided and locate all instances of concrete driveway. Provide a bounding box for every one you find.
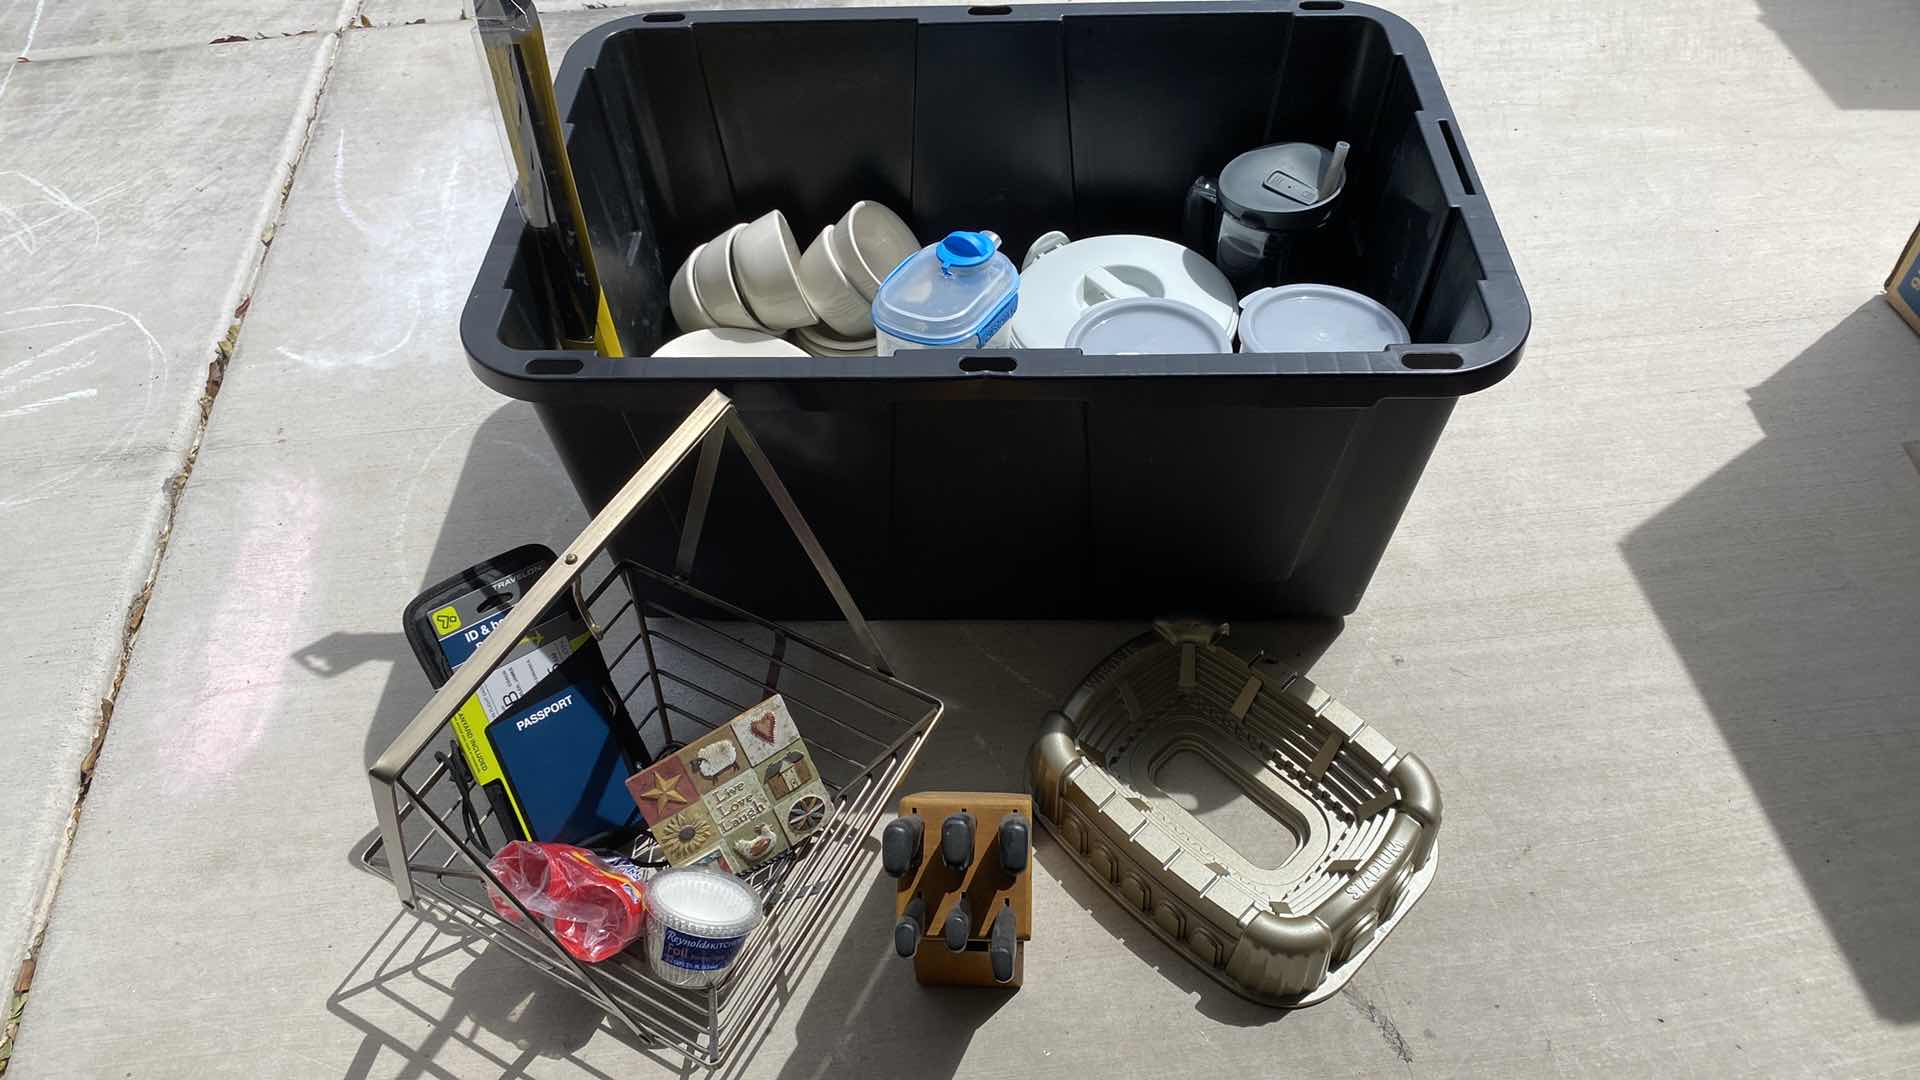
[3,0,1918,1076]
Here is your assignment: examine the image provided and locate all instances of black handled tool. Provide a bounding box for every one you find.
[941,811,975,873]
[998,812,1030,874]
[988,905,1017,984]
[882,814,924,878]
[895,896,927,958]
[943,895,971,952]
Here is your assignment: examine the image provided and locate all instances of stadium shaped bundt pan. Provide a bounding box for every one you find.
[1030,619,1440,1006]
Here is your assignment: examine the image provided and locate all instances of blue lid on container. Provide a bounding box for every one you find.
[873,231,1020,347]
[936,230,999,271]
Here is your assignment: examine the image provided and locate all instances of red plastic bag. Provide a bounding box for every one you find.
[485,841,650,963]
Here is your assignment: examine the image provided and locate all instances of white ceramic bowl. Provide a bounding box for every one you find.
[797,226,875,337]
[669,243,719,332]
[829,201,918,301]
[693,224,768,331]
[731,211,816,330]
[653,328,809,358]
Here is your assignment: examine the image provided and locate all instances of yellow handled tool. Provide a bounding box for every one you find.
[472,0,623,356]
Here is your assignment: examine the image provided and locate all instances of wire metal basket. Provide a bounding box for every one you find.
[362,392,943,1066]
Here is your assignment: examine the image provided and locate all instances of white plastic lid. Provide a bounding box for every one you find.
[1066,297,1232,355]
[1012,234,1237,349]
[648,867,762,938]
[871,231,1020,347]
[1237,284,1410,353]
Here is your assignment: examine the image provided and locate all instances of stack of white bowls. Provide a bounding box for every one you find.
[664,201,918,359]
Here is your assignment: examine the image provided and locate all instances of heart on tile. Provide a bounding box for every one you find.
[729,695,800,766]
[749,710,780,745]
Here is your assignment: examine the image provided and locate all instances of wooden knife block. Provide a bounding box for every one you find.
[890,791,1033,988]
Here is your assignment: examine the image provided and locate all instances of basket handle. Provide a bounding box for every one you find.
[369,388,887,905]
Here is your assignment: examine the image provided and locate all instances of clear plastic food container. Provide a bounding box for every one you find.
[871,230,1019,356]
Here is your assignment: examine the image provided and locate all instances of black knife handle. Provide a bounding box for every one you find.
[998,812,1031,874]
[989,905,1017,984]
[882,815,924,878]
[943,895,972,951]
[894,896,927,958]
[940,812,976,873]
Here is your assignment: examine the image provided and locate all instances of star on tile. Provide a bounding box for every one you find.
[636,775,689,815]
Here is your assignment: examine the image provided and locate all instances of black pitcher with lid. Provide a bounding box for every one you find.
[1184,140,1350,293]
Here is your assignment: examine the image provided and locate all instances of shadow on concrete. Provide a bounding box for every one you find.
[774,878,1013,1080]
[326,908,687,1080]
[288,401,588,772]
[308,402,586,883]
[1754,0,1920,109]
[1621,300,1920,1022]
[851,619,1344,797]
[308,401,623,1075]
[1038,829,1286,1029]
[295,631,409,681]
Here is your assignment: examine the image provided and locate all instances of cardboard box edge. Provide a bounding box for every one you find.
[1883,219,1920,335]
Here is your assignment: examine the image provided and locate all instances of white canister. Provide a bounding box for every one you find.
[645,868,763,989]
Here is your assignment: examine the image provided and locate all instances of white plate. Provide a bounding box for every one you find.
[654,328,809,358]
